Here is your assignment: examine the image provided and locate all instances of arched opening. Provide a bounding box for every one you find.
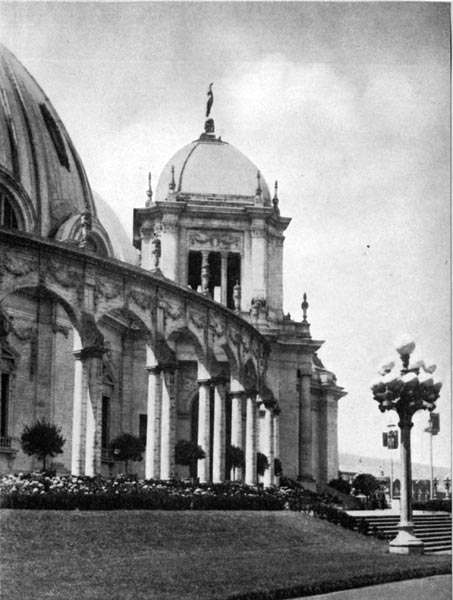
[0,187,19,230]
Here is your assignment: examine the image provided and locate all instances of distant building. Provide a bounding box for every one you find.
[0,43,345,484]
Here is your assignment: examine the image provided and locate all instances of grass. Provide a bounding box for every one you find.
[1,510,451,600]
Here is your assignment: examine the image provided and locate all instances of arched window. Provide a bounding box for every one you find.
[0,188,18,230]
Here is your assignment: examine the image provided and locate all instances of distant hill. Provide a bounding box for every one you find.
[339,452,450,484]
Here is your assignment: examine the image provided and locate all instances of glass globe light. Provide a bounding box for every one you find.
[394,336,416,356]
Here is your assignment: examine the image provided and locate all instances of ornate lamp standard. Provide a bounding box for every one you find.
[444,477,451,499]
[370,337,442,554]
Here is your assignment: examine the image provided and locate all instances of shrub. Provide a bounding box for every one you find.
[175,440,206,479]
[20,420,65,471]
[274,458,283,477]
[352,473,380,500]
[110,434,145,474]
[328,477,352,495]
[256,452,269,477]
[227,445,245,480]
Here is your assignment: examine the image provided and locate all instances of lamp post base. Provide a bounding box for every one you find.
[389,524,424,555]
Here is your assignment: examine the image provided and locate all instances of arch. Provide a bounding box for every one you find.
[0,285,81,333]
[97,306,152,339]
[54,213,115,259]
[167,326,205,364]
[220,342,240,380]
[0,167,37,233]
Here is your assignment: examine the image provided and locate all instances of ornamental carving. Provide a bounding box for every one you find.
[188,231,241,251]
[251,227,267,238]
[189,309,206,330]
[209,314,225,338]
[159,297,183,321]
[128,289,154,312]
[52,323,71,338]
[44,259,83,302]
[0,250,36,277]
[94,278,122,307]
[9,322,37,342]
[228,327,242,349]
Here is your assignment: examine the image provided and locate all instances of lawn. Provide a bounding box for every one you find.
[1,510,450,600]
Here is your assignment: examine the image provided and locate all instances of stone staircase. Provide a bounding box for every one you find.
[351,512,451,553]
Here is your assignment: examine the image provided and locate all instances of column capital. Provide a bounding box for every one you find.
[198,378,212,386]
[73,346,106,361]
[229,390,246,400]
[145,365,162,374]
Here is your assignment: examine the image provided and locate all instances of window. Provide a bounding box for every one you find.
[39,103,70,170]
[101,396,110,449]
[0,189,18,230]
[0,373,9,439]
[139,414,147,446]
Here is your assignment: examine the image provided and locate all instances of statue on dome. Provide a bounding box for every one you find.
[206,83,214,118]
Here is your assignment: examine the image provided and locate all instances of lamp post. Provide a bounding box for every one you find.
[370,336,442,554]
[433,477,439,499]
[444,477,450,499]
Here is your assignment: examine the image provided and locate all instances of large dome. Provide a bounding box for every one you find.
[155,136,271,204]
[0,43,95,236]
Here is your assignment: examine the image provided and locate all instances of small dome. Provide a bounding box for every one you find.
[0,43,95,236]
[155,136,271,204]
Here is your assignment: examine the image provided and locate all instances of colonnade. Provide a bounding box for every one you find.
[71,349,280,486]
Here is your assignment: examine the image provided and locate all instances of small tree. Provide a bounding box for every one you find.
[328,477,352,495]
[352,473,380,501]
[20,420,65,471]
[175,439,206,480]
[110,433,145,475]
[227,445,245,480]
[274,457,283,478]
[257,452,270,477]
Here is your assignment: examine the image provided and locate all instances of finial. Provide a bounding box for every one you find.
[301,293,309,322]
[146,172,153,206]
[206,82,214,118]
[169,165,176,192]
[272,180,279,209]
[256,171,262,196]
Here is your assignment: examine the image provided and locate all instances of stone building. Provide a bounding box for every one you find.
[0,43,345,486]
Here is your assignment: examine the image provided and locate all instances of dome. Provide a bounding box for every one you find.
[93,192,139,265]
[0,43,95,237]
[155,135,271,204]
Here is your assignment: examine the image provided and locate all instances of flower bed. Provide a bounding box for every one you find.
[0,473,305,511]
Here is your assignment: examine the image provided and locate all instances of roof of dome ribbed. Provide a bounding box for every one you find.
[155,136,271,204]
[0,43,95,236]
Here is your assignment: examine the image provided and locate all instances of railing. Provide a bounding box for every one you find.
[0,436,12,448]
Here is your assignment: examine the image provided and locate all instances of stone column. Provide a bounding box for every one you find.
[71,350,87,476]
[221,252,228,306]
[160,368,176,480]
[212,382,226,483]
[263,405,275,487]
[326,392,339,483]
[273,410,280,468]
[145,366,162,479]
[311,400,320,483]
[139,221,154,270]
[197,380,211,483]
[160,217,179,282]
[230,391,244,481]
[251,222,267,301]
[201,250,210,296]
[245,393,258,485]
[299,367,313,480]
[84,353,103,477]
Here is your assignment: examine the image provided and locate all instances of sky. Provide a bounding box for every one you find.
[0,2,450,472]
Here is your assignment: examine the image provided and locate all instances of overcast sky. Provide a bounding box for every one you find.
[1,2,450,471]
